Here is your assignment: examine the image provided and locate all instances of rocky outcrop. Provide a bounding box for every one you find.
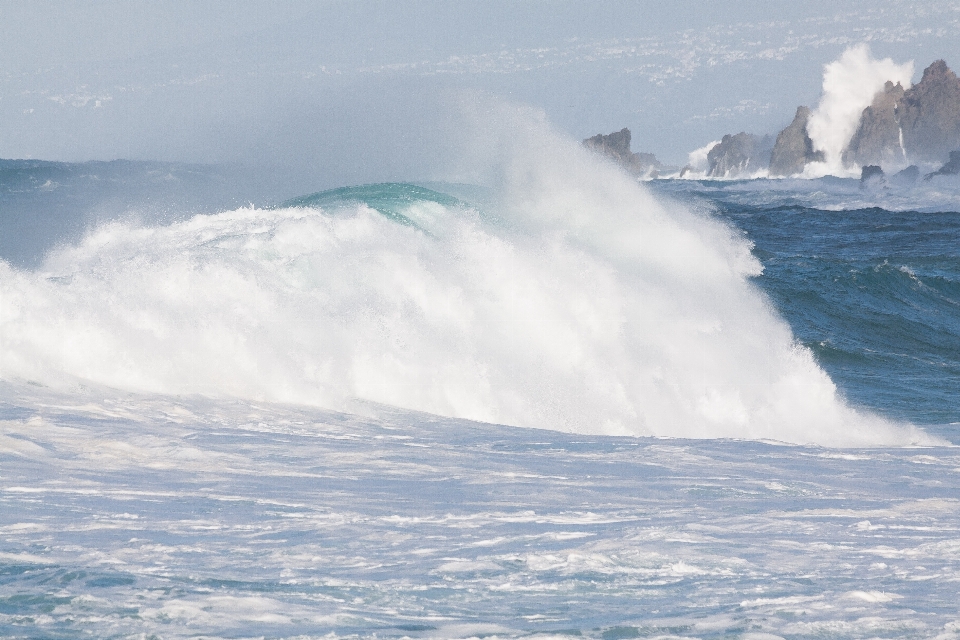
[860,165,885,189]
[897,61,960,163]
[583,128,631,160]
[843,81,906,168]
[923,150,960,180]
[583,128,661,177]
[769,107,825,176]
[838,60,960,169]
[682,58,960,178]
[706,132,773,178]
[890,165,920,186]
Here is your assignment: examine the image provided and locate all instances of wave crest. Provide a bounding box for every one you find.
[0,108,938,446]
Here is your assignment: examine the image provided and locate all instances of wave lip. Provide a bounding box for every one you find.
[278,182,468,229]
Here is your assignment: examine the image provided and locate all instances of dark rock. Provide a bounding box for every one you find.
[839,60,960,169]
[843,81,906,168]
[890,165,920,186]
[706,132,773,178]
[769,106,825,176]
[634,152,662,175]
[583,128,661,177]
[897,60,960,163]
[923,150,960,180]
[859,165,885,189]
[584,128,631,158]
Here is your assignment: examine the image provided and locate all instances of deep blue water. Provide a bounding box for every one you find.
[651,178,960,434]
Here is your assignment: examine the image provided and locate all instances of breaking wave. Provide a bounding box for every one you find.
[804,44,913,176]
[0,108,936,446]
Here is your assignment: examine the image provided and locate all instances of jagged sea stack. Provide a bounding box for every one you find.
[843,81,906,168]
[583,128,633,162]
[859,165,885,189]
[924,150,960,180]
[897,60,960,163]
[706,132,773,178]
[769,106,824,176]
[582,128,661,177]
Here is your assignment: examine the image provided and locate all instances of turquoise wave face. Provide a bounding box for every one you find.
[278,183,469,229]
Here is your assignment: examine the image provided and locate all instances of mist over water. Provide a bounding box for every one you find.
[0,104,935,447]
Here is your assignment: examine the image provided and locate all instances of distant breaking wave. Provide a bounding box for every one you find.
[0,109,937,446]
[805,44,914,177]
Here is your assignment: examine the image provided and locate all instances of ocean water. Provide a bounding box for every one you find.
[651,176,960,433]
[2,129,960,638]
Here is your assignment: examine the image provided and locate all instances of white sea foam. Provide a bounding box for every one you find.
[682,139,772,181]
[0,105,936,446]
[683,139,720,178]
[1,385,957,638]
[806,44,914,177]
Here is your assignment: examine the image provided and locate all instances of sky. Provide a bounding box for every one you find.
[2,1,960,189]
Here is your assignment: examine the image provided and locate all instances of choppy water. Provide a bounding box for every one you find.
[653,177,960,433]
[3,385,960,639]
[2,130,960,637]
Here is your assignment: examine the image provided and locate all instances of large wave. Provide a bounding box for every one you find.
[0,106,936,446]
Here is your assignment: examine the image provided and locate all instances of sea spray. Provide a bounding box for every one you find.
[0,106,936,446]
[684,140,720,178]
[806,44,914,176]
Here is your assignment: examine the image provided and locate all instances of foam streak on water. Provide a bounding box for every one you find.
[1,385,959,639]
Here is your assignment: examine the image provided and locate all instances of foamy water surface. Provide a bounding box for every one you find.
[2,384,960,639]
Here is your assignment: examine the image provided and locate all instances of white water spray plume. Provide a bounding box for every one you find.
[685,140,720,178]
[0,101,938,447]
[806,44,914,176]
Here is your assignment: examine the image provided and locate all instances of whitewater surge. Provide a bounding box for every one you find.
[0,114,934,446]
[806,44,914,177]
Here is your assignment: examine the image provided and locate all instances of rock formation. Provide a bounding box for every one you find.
[859,165,885,189]
[890,165,920,186]
[683,58,960,178]
[583,128,661,177]
[769,107,825,176]
[924,150,960,180]
[837,60,960,170]
[897,60,960,163]
[843,81,906,168]
[706,132,773,178]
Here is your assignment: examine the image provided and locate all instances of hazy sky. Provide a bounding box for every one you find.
[2,1,960,187]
